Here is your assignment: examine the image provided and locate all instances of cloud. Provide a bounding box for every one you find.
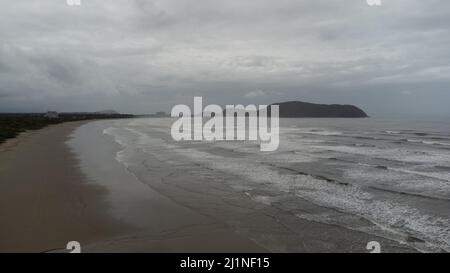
[0,0,449,117]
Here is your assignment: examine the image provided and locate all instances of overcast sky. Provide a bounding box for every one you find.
[1,0,450,117]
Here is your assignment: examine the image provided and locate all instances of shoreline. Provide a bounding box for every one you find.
[0,121,128,252]
[91,119,418,253]
[0,121,265,252]
[0,119,420,253]
[68,120,266,253]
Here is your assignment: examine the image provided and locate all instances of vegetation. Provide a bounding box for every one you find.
[0,113,134,145]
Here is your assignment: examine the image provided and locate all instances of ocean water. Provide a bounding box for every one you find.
[102,117,450,252]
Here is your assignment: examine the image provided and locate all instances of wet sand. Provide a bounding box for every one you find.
[0,122,125,252]
[0,120,416,252]
[93,118,417,253]
[0,121,264,252]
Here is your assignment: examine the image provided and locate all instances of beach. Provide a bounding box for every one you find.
[1,119,430,252]
[0,121,125,252]
[0,121,264,252]
[2,0,450,258]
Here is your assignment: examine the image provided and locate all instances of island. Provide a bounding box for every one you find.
[265,101,368,118]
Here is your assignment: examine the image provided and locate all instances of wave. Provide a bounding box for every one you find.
[354,136,379,140]
[383,130,443,138]
[262,162,350,186]
[402,139,450,147]
[430,136,450,141]
[358,162,450,182]
[170,146,450,252]
[103,119,450,252]
[351,163,450,202]
[384,130,401,135]
[304,129,343,136]
[368,185,450,202]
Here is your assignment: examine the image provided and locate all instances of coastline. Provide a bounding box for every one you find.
[0,119,420,253]
[0,121,128,252]
[0,121,264,253]
[85,119,418,253]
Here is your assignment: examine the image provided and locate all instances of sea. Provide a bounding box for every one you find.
[98,117,450,252]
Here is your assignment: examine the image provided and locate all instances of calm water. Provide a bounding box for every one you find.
[103,117,450,252]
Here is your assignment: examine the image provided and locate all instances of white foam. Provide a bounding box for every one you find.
[346,166,450,200]
[312,144,450,165]
[384,130,401,135]
[103,119,450,252]
[169,144,450,251]
[407,139,450,147]
[303,128,343,136]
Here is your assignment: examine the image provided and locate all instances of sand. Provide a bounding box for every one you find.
[0,120,416,253]
[0,122,123,252]
[0,121,264,253]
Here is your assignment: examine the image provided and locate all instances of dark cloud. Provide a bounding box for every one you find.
[0,0,449,117]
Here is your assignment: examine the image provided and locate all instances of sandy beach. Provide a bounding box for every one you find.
[0,121,265,253]
[3,0,450,257]
[0,122,124,252]
[0,119,420,253]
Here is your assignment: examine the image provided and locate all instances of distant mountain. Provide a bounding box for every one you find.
[265,101,368,118]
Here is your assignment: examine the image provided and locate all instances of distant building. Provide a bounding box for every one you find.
[44,111,59,119]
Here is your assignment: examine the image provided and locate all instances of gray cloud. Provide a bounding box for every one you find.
[0,0,450,117]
